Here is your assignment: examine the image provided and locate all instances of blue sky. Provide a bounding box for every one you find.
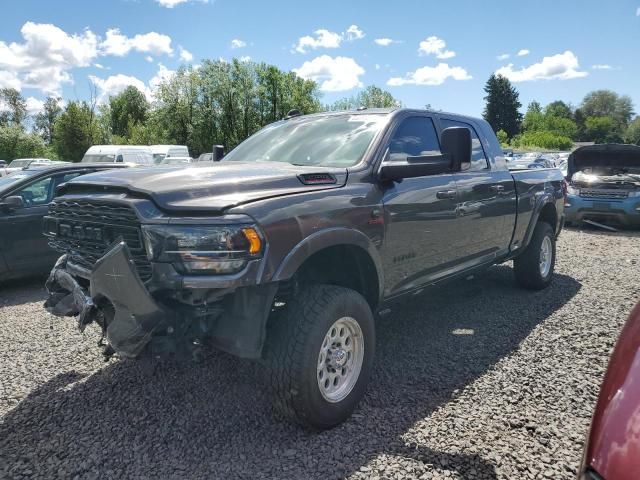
[2,0,639,117]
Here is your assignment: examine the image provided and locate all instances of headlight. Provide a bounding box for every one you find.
[567,185,580,195]
[142,224,264,275]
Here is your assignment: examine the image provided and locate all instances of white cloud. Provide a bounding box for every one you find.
[294,55,364,91]
[495,50,587,82]
[155,0,209,7]
[294,29,342,54]
[179,46,193,62]
[517,49,530,57]
[345,25,365,40]
[0,22,99,95]
[592,64,613,70]
[230,39,247,49]
[90,73,149,102]
[100,28,173,57]
[374,38,399,46]
[90,63,176,103]
[94,63,107,70]
[637,6,640,16]
[25,96,44,115]
[294,25,365,54]
[375,63,381,70]
[387,63,472,86]
[418,36,455,59]
[497,53,510,61]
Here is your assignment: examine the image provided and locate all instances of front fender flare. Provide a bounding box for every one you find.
[272,227,384,303]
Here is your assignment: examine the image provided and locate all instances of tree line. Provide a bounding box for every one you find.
[1,58,638,161]
[483,74,639,150]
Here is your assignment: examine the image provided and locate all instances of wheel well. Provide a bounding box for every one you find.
[292,245,380,309]
[538,203,557,230]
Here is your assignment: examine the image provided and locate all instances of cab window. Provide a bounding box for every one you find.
[440,119,489,171]
[386,116,440,162]
[14,176,54,207]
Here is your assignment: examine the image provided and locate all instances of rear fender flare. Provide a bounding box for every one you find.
[522,193,557,250]
[272,227,384,303]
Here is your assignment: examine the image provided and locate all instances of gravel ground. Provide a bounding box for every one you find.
[1,227,639,480]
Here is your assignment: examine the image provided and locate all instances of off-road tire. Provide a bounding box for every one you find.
[265,284,375,430]
[514,221,556,290]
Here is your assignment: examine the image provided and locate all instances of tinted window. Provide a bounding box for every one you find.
[14,176,53,206]
[386,117,440,162]
[440,119,489,171]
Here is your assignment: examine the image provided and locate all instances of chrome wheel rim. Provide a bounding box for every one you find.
[539,236,552,277]
[317,317,364,403]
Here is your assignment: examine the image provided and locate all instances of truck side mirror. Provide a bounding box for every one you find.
[441,127,471,172]
[213,145,225,162]
[0,195,25,212]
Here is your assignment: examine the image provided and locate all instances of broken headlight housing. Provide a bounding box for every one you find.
[141,224,263,275]
[566,185,580,195]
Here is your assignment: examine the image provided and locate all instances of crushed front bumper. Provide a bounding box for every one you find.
[565,194,640,227]
[45,242,175,358]
[45,241,278,360]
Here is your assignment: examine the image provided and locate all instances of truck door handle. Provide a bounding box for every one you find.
[436,190,457,199]
[489,185,505,193]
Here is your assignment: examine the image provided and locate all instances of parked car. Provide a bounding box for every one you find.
[3,158,58,176]
[0,160,7,177]
[158,156,194,165]
[43,108,565,429]
[81,145,154,165]
[578,301,640,480]
[565,144,640,227]
[151,145,190,164]
[0,163,128,281]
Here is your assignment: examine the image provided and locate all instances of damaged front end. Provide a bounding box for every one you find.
[45,240,279,361]
[45,241,178,359]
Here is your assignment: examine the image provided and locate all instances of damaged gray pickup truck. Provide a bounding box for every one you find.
[43,109,565,429]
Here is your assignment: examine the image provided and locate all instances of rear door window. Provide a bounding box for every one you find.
[440,119,489,171]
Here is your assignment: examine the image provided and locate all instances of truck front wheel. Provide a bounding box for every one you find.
[514,221,556,290]
[265,284,375,430]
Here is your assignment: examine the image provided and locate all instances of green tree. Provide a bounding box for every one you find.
[482,74,522,139]
[581,90,634,132]
[328,85,401,110]
[0,125,48,160]
[109,86,149,138]
[585,116,622,144]
[34,96,63,144]
[522,101,545,132]
[511,131,573,150]
[545,100,573,119]
[53,101,106,161]
[496,129,509,146]
[624,117,640,145]
[0,88,28,128]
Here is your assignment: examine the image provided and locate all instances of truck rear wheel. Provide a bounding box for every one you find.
[514,221,556,290]
[265,284,375,430]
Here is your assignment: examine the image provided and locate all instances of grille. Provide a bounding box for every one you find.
[46,199,152,281]
[579,189,628,200]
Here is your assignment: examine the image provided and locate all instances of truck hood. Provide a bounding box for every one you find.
[568,144,640,180]
[61,161,348,212]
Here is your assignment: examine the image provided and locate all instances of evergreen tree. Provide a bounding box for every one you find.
[482,74,522,139]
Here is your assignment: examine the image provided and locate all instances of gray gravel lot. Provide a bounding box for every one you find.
[1,228,639,480]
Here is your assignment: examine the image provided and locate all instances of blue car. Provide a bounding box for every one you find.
[564,144,640,227]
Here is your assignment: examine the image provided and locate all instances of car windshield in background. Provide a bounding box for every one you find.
[153,154,166,164]
[8,159,31,168]
[0,171,38,191]
[223,114,388,167]
[82,154,115,163]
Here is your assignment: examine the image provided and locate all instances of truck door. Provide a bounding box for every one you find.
[440,118,515,262]
[380,115,459,297]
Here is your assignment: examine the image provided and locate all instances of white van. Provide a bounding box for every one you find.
[151,145,190,164]
[81,146,154,165]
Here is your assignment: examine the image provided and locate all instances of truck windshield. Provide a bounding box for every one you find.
[82,154,116,163]
[223,114,387,167]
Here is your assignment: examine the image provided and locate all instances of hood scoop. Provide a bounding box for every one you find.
[298,173,338,185]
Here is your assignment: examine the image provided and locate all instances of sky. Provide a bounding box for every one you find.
[1,0,639,118]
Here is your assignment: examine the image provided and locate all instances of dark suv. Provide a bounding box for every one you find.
[43,109,565,429]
